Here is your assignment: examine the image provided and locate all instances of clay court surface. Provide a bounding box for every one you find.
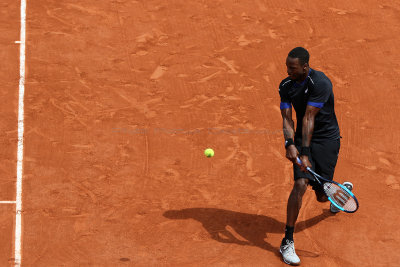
[1,0,400,266]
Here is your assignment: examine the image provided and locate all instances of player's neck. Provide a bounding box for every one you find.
[296,68,310,84]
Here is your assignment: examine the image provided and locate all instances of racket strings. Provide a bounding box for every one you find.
[323,183,358,212]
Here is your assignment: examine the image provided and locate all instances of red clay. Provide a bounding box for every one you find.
[1,0,400,266]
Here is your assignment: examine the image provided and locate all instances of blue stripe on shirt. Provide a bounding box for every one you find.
[280,102,291,109]
[307,102,324,108]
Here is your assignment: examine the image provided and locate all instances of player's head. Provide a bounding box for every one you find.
[286,47,309,81]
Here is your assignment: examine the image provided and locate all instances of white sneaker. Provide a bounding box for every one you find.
[330,182,353,213]
[280,239,301,265]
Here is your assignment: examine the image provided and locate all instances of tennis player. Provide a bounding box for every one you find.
[278,47,353,265]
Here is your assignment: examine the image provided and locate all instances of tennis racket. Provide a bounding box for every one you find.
[296,158,359,213]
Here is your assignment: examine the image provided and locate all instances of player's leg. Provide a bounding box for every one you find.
[280,141,316,265]
[280,178,307,266]
[280,150,315,266]
[286,177,309,227]
[285,151,315,233]
[284,143,315,237]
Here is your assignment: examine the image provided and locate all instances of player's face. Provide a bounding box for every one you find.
[286,57,307,81]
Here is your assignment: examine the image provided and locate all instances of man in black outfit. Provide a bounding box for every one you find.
[278,47,353,265]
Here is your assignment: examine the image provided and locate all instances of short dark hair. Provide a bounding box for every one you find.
[288,47,309,65]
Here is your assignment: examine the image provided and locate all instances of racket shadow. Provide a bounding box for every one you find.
[163,208,334,257]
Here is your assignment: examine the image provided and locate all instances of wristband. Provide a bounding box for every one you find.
[300,146,311,157]
[284,138,294,148]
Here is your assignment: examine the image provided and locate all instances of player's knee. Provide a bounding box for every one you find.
[292,179,308,195]
[316,192,328,202]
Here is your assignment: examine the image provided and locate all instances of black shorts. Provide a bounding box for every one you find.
[293,138,340,192]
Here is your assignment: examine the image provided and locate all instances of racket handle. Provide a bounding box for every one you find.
[296,157,312,172]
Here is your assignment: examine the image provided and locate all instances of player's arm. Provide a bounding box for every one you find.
[300,105,321,170]
[279,80,300,164]
[281,106,299,163]
[281,107,294,140]
[302,105,321,147]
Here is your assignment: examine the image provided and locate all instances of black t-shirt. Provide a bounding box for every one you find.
[279,68,340,141]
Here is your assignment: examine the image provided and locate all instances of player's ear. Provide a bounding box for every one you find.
[303,63,309,73]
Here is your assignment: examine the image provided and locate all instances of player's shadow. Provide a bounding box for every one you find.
[163,208,334,258]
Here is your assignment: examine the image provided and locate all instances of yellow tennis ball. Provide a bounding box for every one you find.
[204,148,214,157]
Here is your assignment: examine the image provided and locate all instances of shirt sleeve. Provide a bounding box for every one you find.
[307,79,331,108]
[279,81,292,110]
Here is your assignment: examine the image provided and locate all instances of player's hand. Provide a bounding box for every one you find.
[286,145,299,165]
[299,155,311,172]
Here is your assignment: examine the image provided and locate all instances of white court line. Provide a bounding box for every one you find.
[15,0,27,266]
[0,201,16,204]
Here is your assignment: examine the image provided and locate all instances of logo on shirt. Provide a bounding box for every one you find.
[305,87,308,94]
